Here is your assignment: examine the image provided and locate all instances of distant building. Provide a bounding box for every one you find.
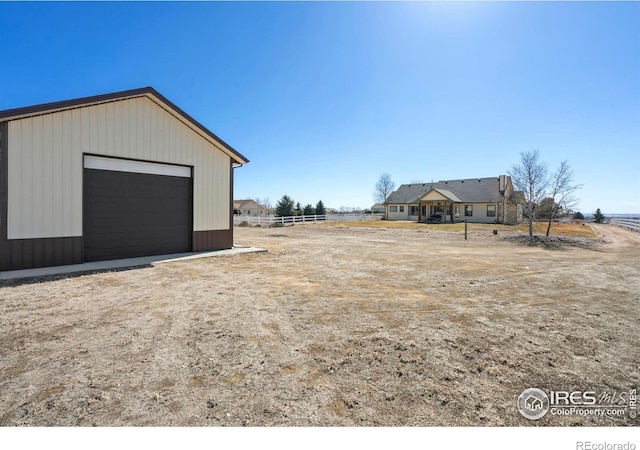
[233,199,268,215]
[371,203,385,214]
[385,175,523,224]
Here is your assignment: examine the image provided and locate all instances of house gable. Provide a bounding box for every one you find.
[419,189,463,203]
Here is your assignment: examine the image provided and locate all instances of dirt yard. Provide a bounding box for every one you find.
[1,222,638,426]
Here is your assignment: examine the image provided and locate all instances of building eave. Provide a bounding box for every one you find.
[0,87,249,166]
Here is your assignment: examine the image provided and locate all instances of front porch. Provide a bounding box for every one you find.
[416,188,463,223]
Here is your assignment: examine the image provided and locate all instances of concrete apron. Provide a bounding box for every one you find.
[0,246,267,281]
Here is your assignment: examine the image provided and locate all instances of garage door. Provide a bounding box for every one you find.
[83,156,192,262]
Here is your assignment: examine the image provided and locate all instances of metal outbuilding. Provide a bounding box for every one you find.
[0,87,249,271]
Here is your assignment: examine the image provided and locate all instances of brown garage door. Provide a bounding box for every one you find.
[83,166,192,262]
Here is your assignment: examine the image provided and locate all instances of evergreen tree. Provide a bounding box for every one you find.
[593,208,605,223]
[573,211,584,220]
[295,202,303,216]
[275,195,295,217]
[315,200,326,216]
[303,204,315,215]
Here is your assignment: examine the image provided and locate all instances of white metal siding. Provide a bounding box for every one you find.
[8,96,230,239]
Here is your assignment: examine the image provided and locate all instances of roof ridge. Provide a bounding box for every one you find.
[400,176,502,186]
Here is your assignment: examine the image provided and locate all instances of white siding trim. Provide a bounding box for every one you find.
[84,155,191,178]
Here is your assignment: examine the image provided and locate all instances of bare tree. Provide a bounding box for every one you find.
[509,150,549,237]
[374,173,396,204]
[545,160,581,236]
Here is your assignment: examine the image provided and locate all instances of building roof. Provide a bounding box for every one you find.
[234,199,263,207]
[386,177,504,204]
[0,86,249,165]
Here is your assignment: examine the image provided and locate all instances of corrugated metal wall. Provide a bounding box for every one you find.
[7,96,230,239]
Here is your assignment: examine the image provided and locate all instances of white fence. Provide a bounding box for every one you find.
[234,213,384,227]
[610,217,640,232]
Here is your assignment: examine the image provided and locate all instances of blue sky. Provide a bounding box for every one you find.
[0,2,638,214]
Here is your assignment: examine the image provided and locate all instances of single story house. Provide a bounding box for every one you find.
[0,87,249,271]
[385,175,522,224]
[234,199,268,215]
[371,203,385,214]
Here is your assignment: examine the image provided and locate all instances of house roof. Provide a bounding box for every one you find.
[234,199,262,207]
[234,199,261,209]
[0,86,249,165]
[387,177,504,204]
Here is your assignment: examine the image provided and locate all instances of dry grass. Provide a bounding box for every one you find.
[333,220,597,238]
[0,223,637,426]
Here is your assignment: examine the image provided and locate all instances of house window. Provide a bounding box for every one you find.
[399,206,404,212]
[465,205,473,217]
[409,206,418,216]
[487,205,496,217]
[389,206,398,212]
